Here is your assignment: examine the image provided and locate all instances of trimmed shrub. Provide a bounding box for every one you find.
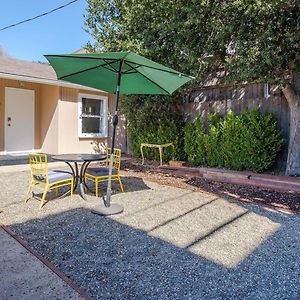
[206,113,224,167]
[238,109,284,171]
[184,109,284,172]
[184,118,207,165]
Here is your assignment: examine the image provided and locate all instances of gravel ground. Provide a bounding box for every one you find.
[122,159,300,214]
[0,163,299,300]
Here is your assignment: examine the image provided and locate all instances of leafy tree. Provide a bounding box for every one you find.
[85,0,299,174]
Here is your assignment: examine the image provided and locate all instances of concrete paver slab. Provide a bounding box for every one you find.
[0,227,83,300]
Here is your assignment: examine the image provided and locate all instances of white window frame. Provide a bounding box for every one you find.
[78,93,108,138]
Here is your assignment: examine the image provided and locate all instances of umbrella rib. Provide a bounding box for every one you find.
[124,62,171,95]
[46,54,120,61]
[58,60,119,80]
[122,70,137,74]
[122,61,138,74]
[102,65,118,73]
[59,64,103,80]
[125,61,194,79]
[103,59,118,72]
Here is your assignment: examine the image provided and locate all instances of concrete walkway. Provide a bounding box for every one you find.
[0,227,85,300]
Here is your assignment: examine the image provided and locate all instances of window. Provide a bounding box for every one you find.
[78,94,108,138]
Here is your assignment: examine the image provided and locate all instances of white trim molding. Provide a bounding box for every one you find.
[78,93,108,138]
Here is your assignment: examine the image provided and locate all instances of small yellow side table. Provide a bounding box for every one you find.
[140,143,174,166]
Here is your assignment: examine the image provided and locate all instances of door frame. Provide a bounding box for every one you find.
[4,87,35,153]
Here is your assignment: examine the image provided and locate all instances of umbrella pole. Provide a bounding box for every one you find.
[92,61,124,216]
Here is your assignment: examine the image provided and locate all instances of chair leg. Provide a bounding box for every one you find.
[40,185,49,209]
[118,176,124,192]
[25,180,33,203]
[70,179,74,200]
[55,185,59,196]
[95,179,99,197]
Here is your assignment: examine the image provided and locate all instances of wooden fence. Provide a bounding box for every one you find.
[181,83,290,141]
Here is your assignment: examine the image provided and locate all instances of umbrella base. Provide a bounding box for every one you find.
[91,203,124,216]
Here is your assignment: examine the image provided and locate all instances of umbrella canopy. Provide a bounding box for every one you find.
[45,51,194,95]
[45,51,194,215]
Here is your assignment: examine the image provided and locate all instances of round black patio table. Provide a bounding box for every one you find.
[51,154,106,199]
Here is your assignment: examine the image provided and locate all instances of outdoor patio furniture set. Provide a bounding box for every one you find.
[25,148,124,208]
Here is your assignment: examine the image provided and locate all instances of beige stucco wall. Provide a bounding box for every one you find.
[40,85,59,154]
[0,78,128,154]
[57,87,115,154]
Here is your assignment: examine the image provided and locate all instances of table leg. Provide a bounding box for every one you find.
[65,161,78,192]
[82,161,95,192]
[141,145,145,165]
[171,144,175,160]
[78,161,90,200]
[159,146,163,166]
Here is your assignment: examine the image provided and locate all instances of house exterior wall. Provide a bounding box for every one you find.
[0,78,42,152]
[57,87,112,154]
[57,87,128,154]
[40,85,59,154]
[0,78,128,154]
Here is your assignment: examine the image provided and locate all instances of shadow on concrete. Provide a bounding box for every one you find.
[0,154,29,166]
[9,203,300,300]
[0,154,57,166]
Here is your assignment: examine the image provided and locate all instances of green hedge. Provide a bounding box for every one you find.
[128,116,185,162]
[122,92,284,171]
[184,110,284,172]
[121,94,186,162]
[184,118,206,165]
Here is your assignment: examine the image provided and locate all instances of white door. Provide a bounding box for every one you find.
[5,87,35,152]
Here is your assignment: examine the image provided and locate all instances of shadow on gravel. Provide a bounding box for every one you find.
[184,177,300,214]
[30,176,151,205]
[10,204,300,300]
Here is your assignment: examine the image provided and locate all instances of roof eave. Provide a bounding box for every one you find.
[0,72,106,93]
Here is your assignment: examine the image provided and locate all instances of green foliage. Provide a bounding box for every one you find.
[184,119,207,165]
[85,1,289,170]
[206,114,224,167]
[85,0,299,84]
[121,95,186,162]
[219,111,247,169]
[184,110,284,172]
[238,110,285,171]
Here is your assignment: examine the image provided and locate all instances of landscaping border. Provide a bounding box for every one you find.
[160,165,300,193]
[1,225,93,300]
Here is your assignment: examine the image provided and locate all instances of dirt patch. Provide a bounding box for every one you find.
[121,158,300,214]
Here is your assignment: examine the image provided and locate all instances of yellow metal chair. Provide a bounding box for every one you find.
[85,148,124,197]
[25,153,74,208]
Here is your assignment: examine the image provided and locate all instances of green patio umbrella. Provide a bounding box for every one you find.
[45,51,194,215]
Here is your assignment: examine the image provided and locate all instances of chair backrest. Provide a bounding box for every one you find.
[29,153,49,183]
[105,148,122,171]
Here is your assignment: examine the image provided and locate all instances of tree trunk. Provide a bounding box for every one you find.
[283,84,300,176]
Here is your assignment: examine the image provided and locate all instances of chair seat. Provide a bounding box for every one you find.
[86,167,118,177]
[34,170,73,183]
